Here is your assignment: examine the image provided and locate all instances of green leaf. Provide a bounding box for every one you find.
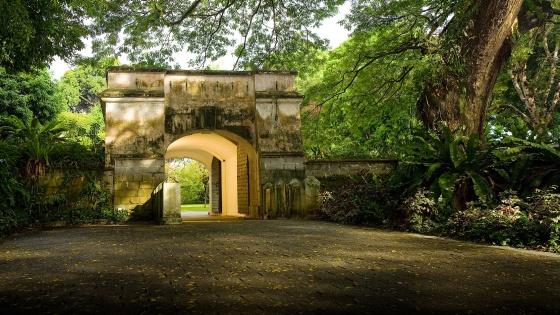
[467,171,493,201]
[438,171,458,202]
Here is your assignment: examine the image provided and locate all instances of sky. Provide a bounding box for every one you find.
[49,4,350,79]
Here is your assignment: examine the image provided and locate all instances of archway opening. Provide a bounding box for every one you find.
[165,131,258,218]
[166,158,209,219]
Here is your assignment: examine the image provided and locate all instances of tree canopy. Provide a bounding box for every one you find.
[492,12,560,142]
[56,65,108,113]
[0,68,64,123]
[0,0,87,72]
[82,0,344,68]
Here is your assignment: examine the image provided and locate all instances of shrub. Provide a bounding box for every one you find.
[0,141,30,235]
[401,188,440,233]
[445,188,560,251]
[402,125,505,211]
[316,171,399,225]
[528,187,560,248]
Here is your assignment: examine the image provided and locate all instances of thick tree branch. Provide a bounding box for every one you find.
[161,0,204,25]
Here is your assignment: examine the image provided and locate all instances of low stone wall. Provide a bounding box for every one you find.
[37,169,104,210]
[305,159,398,178]
[261,176,321,218]
[260,160,399,218]
[111,158,166,216]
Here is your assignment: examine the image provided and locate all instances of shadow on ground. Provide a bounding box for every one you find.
[0,220,559,314]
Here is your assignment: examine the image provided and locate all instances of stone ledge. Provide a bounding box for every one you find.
[255,91,304,99]
[100,89,165,98]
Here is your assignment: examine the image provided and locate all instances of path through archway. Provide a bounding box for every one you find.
[165,131,258,218]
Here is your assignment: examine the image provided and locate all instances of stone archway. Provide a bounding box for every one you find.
[165,131,259,217]
[100,67,306,219]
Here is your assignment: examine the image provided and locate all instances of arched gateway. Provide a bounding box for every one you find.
[100,67,310,220]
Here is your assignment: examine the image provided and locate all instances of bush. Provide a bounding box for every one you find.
[528,187,560,248]
[401,188,440,233]
[316,171,400,225]
[0,141,30,235]
[445,188,560,251]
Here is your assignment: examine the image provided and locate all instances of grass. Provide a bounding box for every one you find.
[181,204,209,212]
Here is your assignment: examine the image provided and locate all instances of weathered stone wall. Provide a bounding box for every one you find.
[163,72,256,146]
[305,159,398,178]
[37,169,104,210]
[113,158,165,216]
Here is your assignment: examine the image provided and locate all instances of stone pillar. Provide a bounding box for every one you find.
[304,176,321,211]
[211,157,222,215]
[287,179,302,216]
[100,68,166,218]
[159,183,182,225]
[254,72,307,216]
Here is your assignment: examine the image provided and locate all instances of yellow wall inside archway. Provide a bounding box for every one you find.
[165,133,240,216]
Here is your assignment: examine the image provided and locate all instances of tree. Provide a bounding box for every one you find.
[340,0,559,137]
[77,0,559,138]
[84,0,344,69]
[167,159,209,204]
[0,68,65,123]
[501,15,560,141]
[301,27,424,159]
[0,0,87,72]
[56,65,108,113]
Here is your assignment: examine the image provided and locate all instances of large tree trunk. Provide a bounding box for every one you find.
[417,0,524,136]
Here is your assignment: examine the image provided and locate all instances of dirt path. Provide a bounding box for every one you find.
[1,220,559,314]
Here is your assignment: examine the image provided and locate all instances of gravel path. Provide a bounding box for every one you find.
[1,220,559,314]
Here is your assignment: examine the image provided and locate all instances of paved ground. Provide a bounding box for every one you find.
[0,219,559,314]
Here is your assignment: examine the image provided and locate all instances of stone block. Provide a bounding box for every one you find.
[129,197,143,204]
[153,173,165,182]
[140,159,158,167]
[138,189,154,198]
[140,181,155,189]
[114,190,128,198]
[304,176,321,210]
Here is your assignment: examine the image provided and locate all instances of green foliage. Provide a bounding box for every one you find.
[167,159,209,204]
[0,141,28,220]
[0,0,87,72]
[402,125,504,209]
[402,188,439,233]
[301,27,424,159]
[0,105,113,236]
[0,68,65,123]
[1,116,67,181]
[489,12,560,142]
[497,138,560,195]
[56,65,108,113]
[316,171,400,225]
[56,105,105,153]
[447,187,560,251]
[85,0,343,69]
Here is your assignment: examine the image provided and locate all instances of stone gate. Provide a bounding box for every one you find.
[100,67,317,220]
